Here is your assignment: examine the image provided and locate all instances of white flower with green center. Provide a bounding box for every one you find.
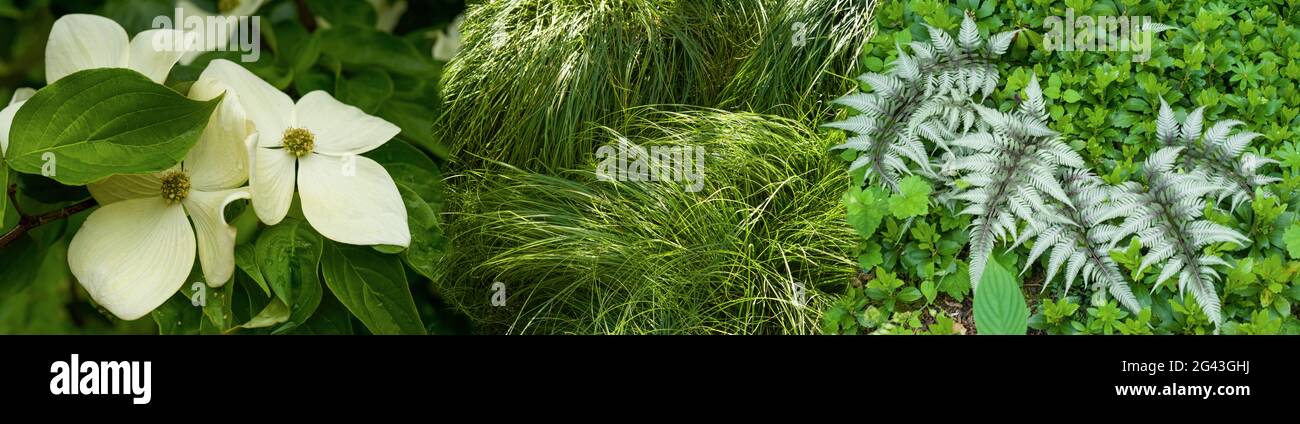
[200,59,410,247]
[176,0,268,64]
[0,13,188,157]
[67,68,255,321]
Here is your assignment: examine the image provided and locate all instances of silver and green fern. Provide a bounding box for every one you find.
[1111,147,1247,329]
[1018,169,1140,313]
[949,74,1085,289]
[826,14,1018,191]
[1155,98,1279,209]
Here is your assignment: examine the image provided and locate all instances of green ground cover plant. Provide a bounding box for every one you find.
[827,0,1300,335]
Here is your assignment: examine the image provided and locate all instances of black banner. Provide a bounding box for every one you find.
[0,335,1292,413]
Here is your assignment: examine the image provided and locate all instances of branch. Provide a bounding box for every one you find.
[0,186,97,249]
[295,0,318,32]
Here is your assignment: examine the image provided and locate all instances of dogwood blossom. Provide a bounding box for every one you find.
[200,59,410,247]
[68,68,254,320]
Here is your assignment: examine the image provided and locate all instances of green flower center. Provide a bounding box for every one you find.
[218,0,240,14]
[160,171,191,204]
[282,127,315,157]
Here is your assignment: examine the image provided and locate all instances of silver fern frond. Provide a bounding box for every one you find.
[826,13,1017,191]
[1023,169,1141,313]
[1155,98,1278,209]
[955,74,1085,289]
[1110,146,1247,330]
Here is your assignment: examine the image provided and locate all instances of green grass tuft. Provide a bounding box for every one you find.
[438,0,765,172]
[434,108,855,334]
[720,0,876,122]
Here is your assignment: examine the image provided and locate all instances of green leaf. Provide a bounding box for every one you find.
[320,26,437,76]
[857,241,883,271]
[973,257,1028,335]
[233,245,271,296]
[320,241,426,335]
[920,280,937,304]
[888,175,931,219]
[1062,89,1082,103]
[898,287,923,303]
[1284,224,1300,259]
[844,185,887,237]
[378,98,447,159]
[252,218,324,333]
[0,234,45,297]
[6,68,220,185]
[152,291,203,335]
[339,68,394,114]
[239,299,291,330]
[287,289,355,335]
[198,282,233,333]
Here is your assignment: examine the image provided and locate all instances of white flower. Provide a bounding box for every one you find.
[200,59,410,247]
[68,67,254,320]
[431,14,464,62]
[1,13,187,157]
[175,0,267,65]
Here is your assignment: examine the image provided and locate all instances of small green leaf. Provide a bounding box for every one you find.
[6,68,220,185]
[920,280,937,304]
[1062,89,1082,103]
[857,241,883,271]
[898,287,923,303]
[239,299,291,329]
[844,185,887,237]
[1283,224,1300,259]
[888,175,931,219]
[252,218,324,333]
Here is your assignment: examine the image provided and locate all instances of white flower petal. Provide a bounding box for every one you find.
[127,29,190,84]
[87,173,163,204]
[8,87,35,104]
[45,14,130,84]
[249,147,297,225]
[183,188,251,288]
[298,154,409,247]
[185,78,252,190]
[199,59,293,147]
[68,198,196,320]
[295,91,400,155]
[0,100,24,156]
